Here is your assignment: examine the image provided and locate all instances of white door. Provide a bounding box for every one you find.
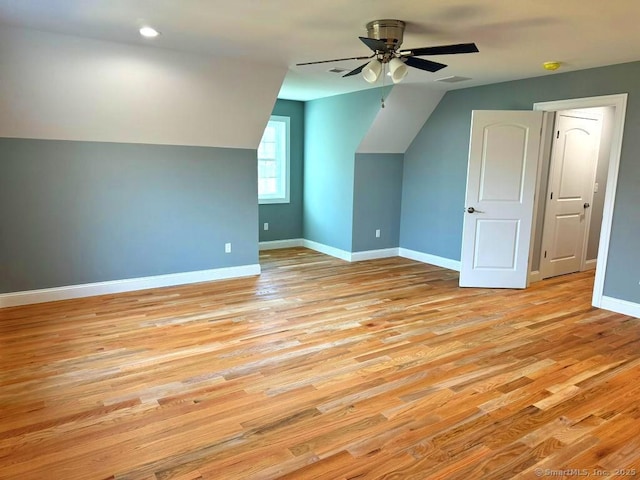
[460,110,543,288]
[540,111,602,278]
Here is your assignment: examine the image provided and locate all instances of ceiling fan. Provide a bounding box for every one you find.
[297,19,479,84]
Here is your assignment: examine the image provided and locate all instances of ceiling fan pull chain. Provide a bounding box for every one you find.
[381,61,386,108]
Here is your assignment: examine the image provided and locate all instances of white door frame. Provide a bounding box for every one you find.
[533,94,628,309]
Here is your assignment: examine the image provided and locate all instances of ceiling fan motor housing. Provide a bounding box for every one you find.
[366,19,405,51]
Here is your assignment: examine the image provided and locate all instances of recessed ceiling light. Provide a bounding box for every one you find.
[139,26,160,38]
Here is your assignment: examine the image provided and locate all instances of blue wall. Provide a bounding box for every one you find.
[400,61,640,304]
[259,99,305,242]
[6,57,639,306]
[400,97,468,261]
[352,153,403,252]
[304,87,390,251]
[0,139,258,293]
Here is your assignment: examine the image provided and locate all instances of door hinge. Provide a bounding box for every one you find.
[556,130,560,139]
[550,192,553,200]
[544,251,547,259]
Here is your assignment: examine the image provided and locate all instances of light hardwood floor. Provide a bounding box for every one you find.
[1,248,639,479]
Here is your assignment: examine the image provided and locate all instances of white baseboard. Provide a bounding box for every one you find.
[599,295,640,319]
[398,248,461,271]
[584,259,597,270]
[259,239,304,250]
[0,264,261,309]
[351,248,399,262]
[529,270,542,283]
[302,240,399,263]
[302,239,352,262]
[261,239,452,267]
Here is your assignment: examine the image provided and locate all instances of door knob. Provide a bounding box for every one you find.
[467,207,476,213]
[583,202,590,208]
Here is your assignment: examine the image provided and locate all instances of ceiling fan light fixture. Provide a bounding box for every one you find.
[139,26,160,38]
[389,57,408,84]
[362,58,382,83]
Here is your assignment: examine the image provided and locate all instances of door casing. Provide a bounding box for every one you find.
[533,94,628,309]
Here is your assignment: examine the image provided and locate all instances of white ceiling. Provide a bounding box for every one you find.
[1,0,639,101]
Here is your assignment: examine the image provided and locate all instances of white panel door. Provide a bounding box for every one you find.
[460,110,543,288]
[541,112,602,278]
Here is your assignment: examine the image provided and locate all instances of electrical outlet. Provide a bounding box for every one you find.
[594,182,599,193]
[225,242,232,253]
[375,229,381,238]
[264,222,269,231]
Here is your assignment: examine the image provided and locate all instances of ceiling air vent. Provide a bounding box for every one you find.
[435,76,472,83]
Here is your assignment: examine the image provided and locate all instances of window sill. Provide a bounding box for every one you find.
[259,198,290,205]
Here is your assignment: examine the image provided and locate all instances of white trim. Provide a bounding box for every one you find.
[398,248,461,271]
[600,296,640,319]
[529,270,542,283]
[351,248,399,262]
[584,259,597,271]
[267,240,397,262]
[533,94,628,310]
[0,264,261,308]
[302,240,352,262]
[303,242,460,267]
[259,239,304,250]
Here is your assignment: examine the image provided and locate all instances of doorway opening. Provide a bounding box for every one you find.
[538,107,610,279]
[531,94,628,309]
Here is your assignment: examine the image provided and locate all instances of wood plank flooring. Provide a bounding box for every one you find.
[1,247,640,479]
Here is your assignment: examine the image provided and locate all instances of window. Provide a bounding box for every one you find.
[258,116,290,204]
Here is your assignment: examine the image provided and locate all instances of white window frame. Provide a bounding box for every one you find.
[258,115,290,204]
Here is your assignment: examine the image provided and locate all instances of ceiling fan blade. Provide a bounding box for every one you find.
[405,56,448,73]
[296,55,373,66]
[359,36,389,52]
[402,43,479,57]
[342,62,369,77]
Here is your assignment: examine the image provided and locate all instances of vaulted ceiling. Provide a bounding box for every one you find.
[1,0,639,100]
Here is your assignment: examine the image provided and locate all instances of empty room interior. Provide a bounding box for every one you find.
[2,1,640,478]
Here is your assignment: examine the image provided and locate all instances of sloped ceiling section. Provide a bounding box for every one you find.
[0,26,287,149]
[357,84,445,154]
